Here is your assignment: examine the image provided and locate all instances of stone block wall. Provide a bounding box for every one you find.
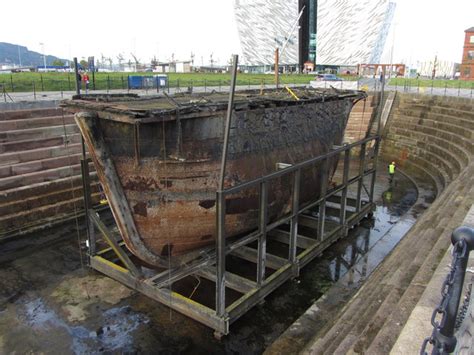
[0,107,99,239]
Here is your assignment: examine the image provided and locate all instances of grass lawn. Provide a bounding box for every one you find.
[0,72,357,93]
[4,72,470,93]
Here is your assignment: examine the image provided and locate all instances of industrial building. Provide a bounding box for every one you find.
[460,26,474,80]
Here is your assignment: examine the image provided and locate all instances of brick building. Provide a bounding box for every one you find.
[460,27,474,80]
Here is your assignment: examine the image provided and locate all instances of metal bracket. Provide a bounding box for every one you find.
[89,212,142,278]
[276,162,292,170]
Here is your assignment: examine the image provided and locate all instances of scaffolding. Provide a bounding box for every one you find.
[80,132,379,338]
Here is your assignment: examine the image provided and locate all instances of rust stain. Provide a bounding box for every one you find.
[200,234,212,241]
[133,202,147,217]
[123,176,159,191]
[66,90,364,265]
[160,243,174,256]
[225,196,259,214]
[198,200,215,209]
[160,179,173,188]
[401,148,409,160]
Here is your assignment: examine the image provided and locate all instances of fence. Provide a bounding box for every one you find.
[0,75,310,102]
[389,78,474,99]
[0,74,312,92]
[1,74,474,102]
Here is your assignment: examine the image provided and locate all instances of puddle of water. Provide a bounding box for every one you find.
[123,170,428,353]
[0,169,435,354]
[17,297,148,354]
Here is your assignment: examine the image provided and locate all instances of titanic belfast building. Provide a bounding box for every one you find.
[233,0,396,69]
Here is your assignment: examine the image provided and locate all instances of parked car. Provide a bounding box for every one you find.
[315,74,342,81]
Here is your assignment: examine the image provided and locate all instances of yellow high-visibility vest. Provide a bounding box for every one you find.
[389,163,395,174]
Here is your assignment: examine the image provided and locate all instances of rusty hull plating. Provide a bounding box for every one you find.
[64,89,367,267]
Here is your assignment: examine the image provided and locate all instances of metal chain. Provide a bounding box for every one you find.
[420,240,466,354]
[455,282,472,330]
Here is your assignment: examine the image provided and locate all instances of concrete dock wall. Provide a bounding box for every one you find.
[0,106,99,240]
[382,94,473,196]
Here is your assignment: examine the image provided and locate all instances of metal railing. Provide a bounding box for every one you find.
[2,74,473,103]
[214,135,379,317]
[0,77,310,103]
[421,226,474,354]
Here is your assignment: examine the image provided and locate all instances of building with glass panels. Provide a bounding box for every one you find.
[233,0,396,69]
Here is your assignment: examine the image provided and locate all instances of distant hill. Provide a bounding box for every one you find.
[0,42,69,67]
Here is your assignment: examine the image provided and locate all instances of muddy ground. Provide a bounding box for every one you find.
[0,170,433,354]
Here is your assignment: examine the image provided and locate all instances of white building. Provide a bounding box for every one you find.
[234,0,396,67]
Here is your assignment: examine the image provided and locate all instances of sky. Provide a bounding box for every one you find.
[1,0,473,67]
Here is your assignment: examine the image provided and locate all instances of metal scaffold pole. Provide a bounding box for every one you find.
[216,54,239,328]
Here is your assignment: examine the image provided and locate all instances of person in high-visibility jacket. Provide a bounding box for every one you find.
[388,161,396,184]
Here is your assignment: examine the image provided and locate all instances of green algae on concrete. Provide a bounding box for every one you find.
[51,274,134,322]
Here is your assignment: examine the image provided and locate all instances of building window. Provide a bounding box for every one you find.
[470,35,474,43]
[464,67,471,77]
[468,51,474,60]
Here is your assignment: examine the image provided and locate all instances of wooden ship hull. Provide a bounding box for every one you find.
[63,89,366,267]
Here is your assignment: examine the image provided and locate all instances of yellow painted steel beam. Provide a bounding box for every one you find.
[93,255,129,274]
[285,86,300,101]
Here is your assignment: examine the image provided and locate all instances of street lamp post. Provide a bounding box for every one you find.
[39,42,46,71]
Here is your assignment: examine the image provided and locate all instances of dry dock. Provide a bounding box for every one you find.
[1,91,473,353]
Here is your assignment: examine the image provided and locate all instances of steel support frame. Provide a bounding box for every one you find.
[80,137,95,257]
[80,133,379,337]
[340,146,351,235]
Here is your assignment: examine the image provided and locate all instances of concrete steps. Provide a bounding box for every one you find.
[386,133,461,180]
[382,93,473,197]
[392,113,474,141]
[396,159,440,196]
[0,115,75,131]
[0,106,99,239]
[308,210,444,352]
[388,118,474,154]
[386,126,471,167]
[0,193,101,237]
[0,107,64,120]
[395,109,474,130]
[365,213,463,353]
[0,143,83,167]
[300,93,474,354]
[0,124,79,143]
[0,181,99,216]
[0,133,82,153]
[0,153,84,178]
[389,140,453,186]
[0,162,89,191]
[307,164,474,354]
[355,167,474,353]
[398,99,474,118]
[0,172,96,205]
